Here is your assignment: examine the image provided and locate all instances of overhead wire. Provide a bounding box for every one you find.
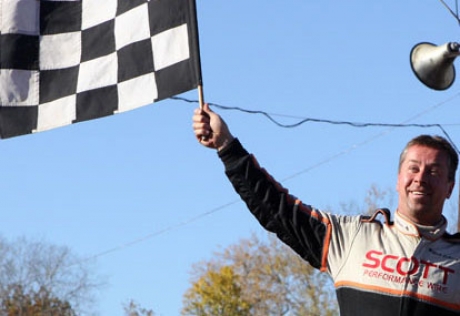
[71,91,460,266]
[71,200,241,266]
[439,0,460,24]
[172,93,460,154]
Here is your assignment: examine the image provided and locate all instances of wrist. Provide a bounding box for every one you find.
[217,136,234,152]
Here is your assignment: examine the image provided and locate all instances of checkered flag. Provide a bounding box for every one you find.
[0,0,202,139]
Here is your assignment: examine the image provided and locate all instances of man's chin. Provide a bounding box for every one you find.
[409,196,432,208]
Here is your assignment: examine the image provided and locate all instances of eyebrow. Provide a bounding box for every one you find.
[407,159,443,167]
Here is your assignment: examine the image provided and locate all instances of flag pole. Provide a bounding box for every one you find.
[197,84,209,141]
[198,84,205,109]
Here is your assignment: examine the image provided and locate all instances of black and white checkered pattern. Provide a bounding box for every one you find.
[0,0,201,138]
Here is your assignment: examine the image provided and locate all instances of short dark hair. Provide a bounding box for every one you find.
[399,135,458,181]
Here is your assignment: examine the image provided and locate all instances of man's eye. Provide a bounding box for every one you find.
[408,166,419,173]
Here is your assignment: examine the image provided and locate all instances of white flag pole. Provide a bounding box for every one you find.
[198,84,205,110]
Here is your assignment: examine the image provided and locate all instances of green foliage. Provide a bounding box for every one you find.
[182,265,252,315]
[182,233,338,316]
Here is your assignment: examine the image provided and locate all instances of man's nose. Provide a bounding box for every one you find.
[414,168,429,183]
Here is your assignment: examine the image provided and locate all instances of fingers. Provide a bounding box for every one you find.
[192,103,229,149]
[192,107,213,143]
[193,122,211,140]
[202,102,212,113]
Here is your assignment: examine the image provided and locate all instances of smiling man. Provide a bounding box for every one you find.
[192,104,460,315]
[397,136,457,226]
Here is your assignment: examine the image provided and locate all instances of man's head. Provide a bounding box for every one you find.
[396,135,458,226]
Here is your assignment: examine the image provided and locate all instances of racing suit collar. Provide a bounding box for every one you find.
[394,211,447,240]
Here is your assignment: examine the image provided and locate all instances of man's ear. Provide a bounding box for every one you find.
[447,181,455,199]
[395,174,402,194]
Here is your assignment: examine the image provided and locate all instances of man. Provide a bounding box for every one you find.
[192,103,460,315]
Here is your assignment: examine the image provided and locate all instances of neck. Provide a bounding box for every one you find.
[396,210,447,239]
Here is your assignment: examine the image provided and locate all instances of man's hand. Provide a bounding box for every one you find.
[192,103,234,151]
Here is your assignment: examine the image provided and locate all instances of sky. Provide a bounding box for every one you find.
[3,1,460,315]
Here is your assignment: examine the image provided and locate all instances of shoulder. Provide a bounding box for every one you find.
[323,208,393,229]
[361,208,393,225]
[443,232,460,243]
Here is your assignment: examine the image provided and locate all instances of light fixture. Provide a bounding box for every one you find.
[410,41,460,90]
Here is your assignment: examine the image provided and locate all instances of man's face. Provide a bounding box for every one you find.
[396,144,454,225]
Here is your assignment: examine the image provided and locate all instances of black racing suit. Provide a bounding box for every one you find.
[219,138,460,316]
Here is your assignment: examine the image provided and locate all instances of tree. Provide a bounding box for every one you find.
[182,233,338,316]
[182,265,251,315]
[123,300,155,316]
[1,284,76,316]
[0,236,103,315]
[340,183,395,216]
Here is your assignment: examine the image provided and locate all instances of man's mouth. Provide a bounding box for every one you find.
[410,190,430,196]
